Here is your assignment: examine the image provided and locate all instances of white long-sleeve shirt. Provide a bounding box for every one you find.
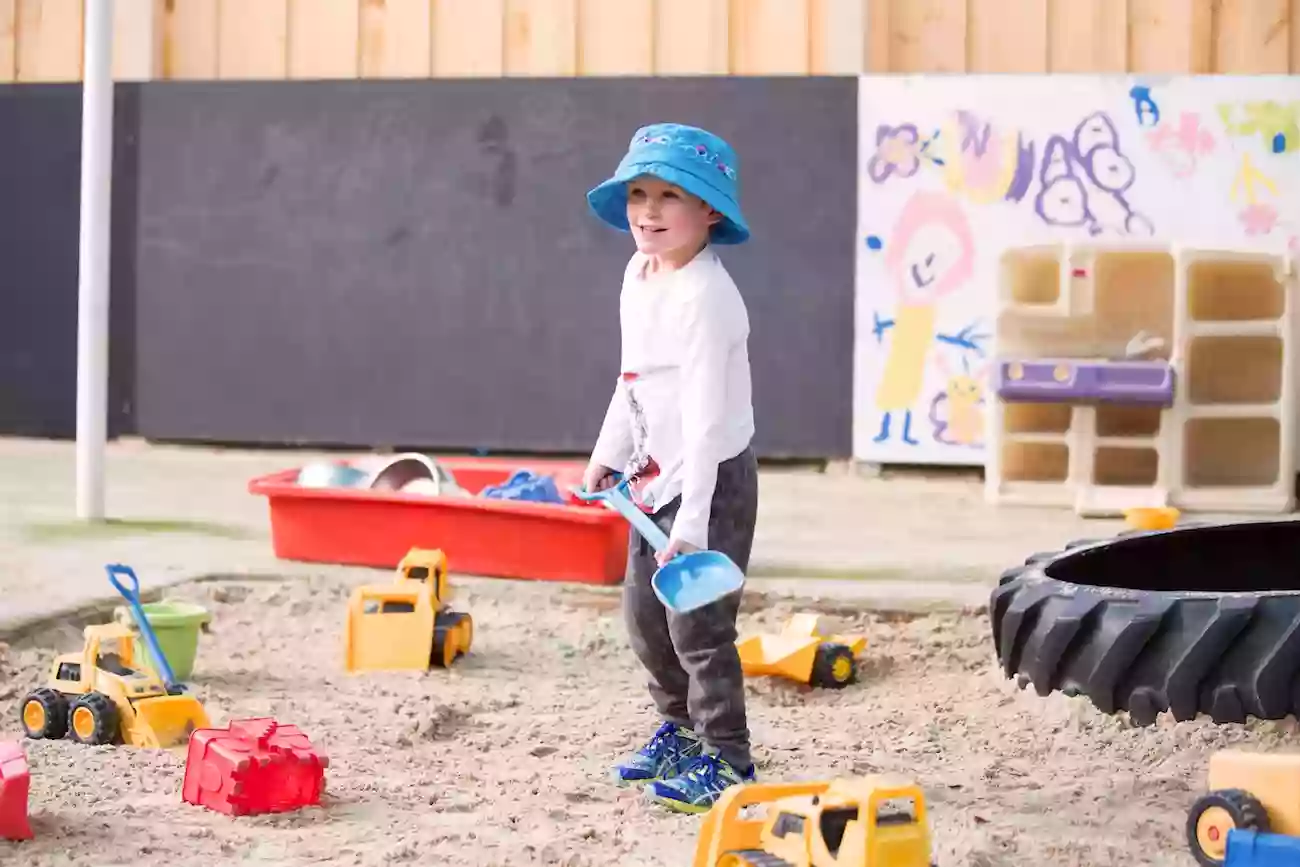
[590,245,755,551]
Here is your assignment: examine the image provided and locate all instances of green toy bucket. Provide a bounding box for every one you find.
[112,600,211,681]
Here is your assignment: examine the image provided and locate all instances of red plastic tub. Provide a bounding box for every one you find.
[247,457,630,585]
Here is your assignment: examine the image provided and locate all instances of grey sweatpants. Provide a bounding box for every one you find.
[623,446,758,770]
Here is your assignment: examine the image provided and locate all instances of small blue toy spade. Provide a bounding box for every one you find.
[574,476,745,613]
[106,563,186,694]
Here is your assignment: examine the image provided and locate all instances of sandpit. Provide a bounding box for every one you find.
[1,569,1296,867]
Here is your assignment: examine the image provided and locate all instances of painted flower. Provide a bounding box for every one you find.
[1240,203,1279,236]
[868,124,922,183]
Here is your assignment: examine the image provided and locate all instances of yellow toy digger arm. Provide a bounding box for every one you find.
[693,781,830,867]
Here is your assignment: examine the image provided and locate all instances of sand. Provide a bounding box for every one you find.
[1,570,1295,867]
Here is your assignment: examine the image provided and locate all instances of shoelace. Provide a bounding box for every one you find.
[640,723,680,757]
[680,754,723,784]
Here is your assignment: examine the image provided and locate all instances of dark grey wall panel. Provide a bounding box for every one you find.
[0,84,137,439]
[134,78,856,458]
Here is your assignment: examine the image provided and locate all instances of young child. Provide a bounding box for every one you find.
[581,123,758,813]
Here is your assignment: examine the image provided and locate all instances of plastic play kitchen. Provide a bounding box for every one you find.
[737,613,866,689]
[343,547,474,673]
[182,717,328,817]
[692,776,932,866]
[249,455,629,584]
[574,475,745,612]
[1188,750,1300,867]
[0,741,32,842]
[987,242,1295,518]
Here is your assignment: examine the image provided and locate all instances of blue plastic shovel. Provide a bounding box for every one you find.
[106,563,185,693]
[574,477,745,612]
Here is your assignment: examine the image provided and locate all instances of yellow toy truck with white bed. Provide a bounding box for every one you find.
[693,776,934,867]
[344,547,474,672]
[19,622,210,748]
[736,613,867,689]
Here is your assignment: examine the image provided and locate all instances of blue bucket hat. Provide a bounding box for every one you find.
[586,123,750,245]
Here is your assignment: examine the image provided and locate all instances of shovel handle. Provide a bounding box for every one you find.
[573,475,671,552]
[105,563,178,687]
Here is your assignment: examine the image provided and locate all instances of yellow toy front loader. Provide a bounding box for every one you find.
[693,776,933,867]
[19,623,209,749]
[737,613,867,689]
[344,547,474,673]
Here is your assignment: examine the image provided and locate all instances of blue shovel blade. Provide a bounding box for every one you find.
[652,551,745,613]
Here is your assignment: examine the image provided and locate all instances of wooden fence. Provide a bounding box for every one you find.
[2,0,1300,82]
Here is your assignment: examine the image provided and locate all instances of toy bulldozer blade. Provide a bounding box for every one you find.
[737,613,866,688]
[126,695,210,748]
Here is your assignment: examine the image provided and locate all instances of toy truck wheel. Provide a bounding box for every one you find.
[810,643,856,689]
[20,688,69,739]
[431,612,469,669]
[455,613,473,653]
[1187,789,1269,867]
[67,692,120,746]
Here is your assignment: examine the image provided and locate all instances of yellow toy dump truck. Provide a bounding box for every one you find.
[1187,749,1300,866]
[693,776,933,867]
[19,623,210,749]
[344,547,474,673]
[736,613,867,689]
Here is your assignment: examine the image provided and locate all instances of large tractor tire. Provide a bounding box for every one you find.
[990,520,1300,726]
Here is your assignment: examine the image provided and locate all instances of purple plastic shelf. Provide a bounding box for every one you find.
[994,358,1175,406]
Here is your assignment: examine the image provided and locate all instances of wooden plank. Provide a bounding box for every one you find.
[654,0,728,73]
[577,0,651,75]
[1293,0,1300,72]
[432,0,504,77]
[17,0,84,82]
[968,0,1047,71]
[504,0,576,76]
[162,0,219,79]
[113,0,162,81]
[731,0,809,75]
[866,0,889,70]
[0,0,15,82]
[359,0,431,78]
[1047,0,1128,72]
[288,0,359,79]
[1128,0,1214,73]
[1212,0,1289,73]
[810,0,865,74]
[217,0,288,79]
[885,0,965,72]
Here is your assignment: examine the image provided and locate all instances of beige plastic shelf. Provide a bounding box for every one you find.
[1000,245,1064,310]
[1187,256,1286,323]
[1172,248,1295,513]
[1186,335,1283,405]
[988,241,1296,517]
[996,244,1175,360]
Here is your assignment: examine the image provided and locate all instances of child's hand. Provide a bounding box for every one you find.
[656,538,700,567]
[582,461,618,494]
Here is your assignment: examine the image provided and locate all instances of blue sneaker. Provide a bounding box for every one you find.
[610,722,702,787]
[645,752,756,814]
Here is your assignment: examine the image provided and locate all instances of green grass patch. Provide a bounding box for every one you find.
[23,517,254,543]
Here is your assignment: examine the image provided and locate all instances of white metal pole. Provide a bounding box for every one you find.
[75,0,115,520]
